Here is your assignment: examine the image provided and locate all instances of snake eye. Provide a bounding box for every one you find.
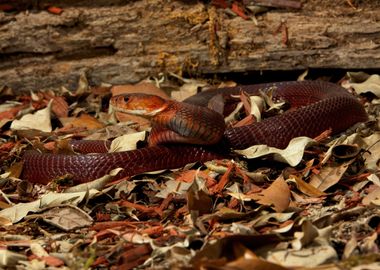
[123,96,129,103]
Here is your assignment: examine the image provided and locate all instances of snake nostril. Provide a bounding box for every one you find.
[123,96,129,103]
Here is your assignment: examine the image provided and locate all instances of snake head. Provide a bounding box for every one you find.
[110,93,169,117]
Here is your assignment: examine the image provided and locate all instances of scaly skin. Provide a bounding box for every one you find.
[22,81,368,184]
[110,93,225,145]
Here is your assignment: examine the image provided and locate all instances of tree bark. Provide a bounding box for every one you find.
[0,0,379,93]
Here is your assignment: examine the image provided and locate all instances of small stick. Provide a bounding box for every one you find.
[245,0,302,9]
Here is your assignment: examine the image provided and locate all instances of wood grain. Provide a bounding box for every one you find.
[0,0,379,92]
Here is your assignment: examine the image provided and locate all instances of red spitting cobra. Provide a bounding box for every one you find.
[22,81,368,184]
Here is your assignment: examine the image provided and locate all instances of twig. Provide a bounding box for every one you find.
[245,0,302,9]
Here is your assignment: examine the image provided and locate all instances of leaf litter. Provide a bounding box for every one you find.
[0,72,379,269]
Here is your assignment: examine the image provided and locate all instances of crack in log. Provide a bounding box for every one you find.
[55,46,118,61]
[0,45,118,68]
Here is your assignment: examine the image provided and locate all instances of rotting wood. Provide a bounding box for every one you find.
[0,0,379,93]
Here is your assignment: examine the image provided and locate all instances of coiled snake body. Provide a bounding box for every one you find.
[22,81,367,184]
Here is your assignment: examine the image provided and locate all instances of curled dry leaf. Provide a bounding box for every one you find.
[235,136,315,167]
[344,73,380,97]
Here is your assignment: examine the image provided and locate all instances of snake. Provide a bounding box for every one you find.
[21,81,368,184]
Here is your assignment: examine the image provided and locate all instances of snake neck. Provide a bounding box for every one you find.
[150,101,225,146]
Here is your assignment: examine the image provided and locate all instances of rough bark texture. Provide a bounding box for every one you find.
[0,0,380,93]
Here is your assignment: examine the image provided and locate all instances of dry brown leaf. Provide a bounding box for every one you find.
[7,161,23,179]
[309,161,352,191]
[290,175,326,197]
[248,175,290,212]
[187,182,213,216]
[240,90,252,116]
[50,96,69,118]
[192,234,286,264]
[0,104,28,121]
[40,256,65,267]
[68,114,104,130]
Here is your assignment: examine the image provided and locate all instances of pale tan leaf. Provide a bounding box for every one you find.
[171,79,207,101]
[249,95,265,121]
[345,73,380,97]
[41,205,93,231]
[235,137,315,167]
[64,168,123,193]
[0,190,99,223]
[363,133,380,171]
[0,250,27,267]
[351,263,380,270]
[292,219,319,250]
[267,244,337,268]
[109,131,147,152]
[343,235,358,259]
[30,243,49,257]
[10,100,52,132]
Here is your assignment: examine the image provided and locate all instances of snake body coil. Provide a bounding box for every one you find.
[22,81,367,184]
